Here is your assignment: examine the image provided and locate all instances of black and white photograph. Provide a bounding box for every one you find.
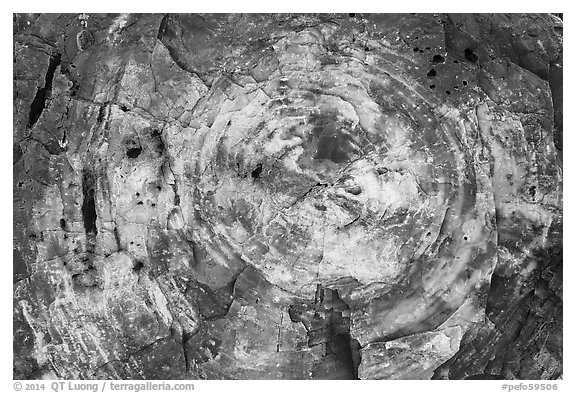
[11,8,565,386]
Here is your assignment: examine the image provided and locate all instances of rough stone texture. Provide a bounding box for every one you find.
[13,13,562,380]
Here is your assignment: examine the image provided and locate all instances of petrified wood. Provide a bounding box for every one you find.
[13,13,562,380]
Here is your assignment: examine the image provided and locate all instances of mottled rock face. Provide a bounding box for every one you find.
[13,13,562,380]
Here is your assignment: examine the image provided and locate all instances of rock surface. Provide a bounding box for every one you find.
[13,13,562,380]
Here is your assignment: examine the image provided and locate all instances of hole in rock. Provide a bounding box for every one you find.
[446,90,451,95]
[429,84,436,89]
[464,48,478,63]
[126,147,142,159]
[462,80,468,86]
[60,219,66,230]
[464,236,468,241]
[251,163,263,179]
[413,47,419,52]
[427,69,437,78]
[432,54,445,64]
[453,59,459,63]
[132,261,144,272]
[137,201,143,205]
[348,13,355,17]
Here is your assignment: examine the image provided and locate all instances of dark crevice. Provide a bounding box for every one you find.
[96,104,107,123]
[292,182,328,207]
[60,129,67,148]
[81,169,98,236]
[165,161,180,206]
[113,226,121,250]
[341,214,361,229]
[156,15,195,76]
[548,61,563,151]
[27,52,61,128]
[155,16,202,79]
[276,312,284,352]
[163,44,196,76]
[173,184,180,206]
[157,14,170,40]
[291,285,360,379]
[189,240,199,267]
[182,331,192,372]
